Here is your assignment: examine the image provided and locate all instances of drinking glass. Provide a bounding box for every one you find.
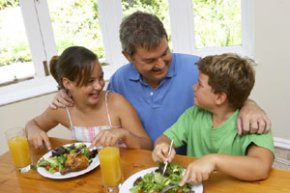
[98,146,123,192]
[5,127,31,172]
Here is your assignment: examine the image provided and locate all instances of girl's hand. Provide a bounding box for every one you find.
[92,128,127,147]
[26,126,51,150]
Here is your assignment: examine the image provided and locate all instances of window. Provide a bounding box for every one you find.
[192,0,242,48]
[47,0,105,58]
[0,0,253,106]
[168,0,253,56]
[0,1,34,86]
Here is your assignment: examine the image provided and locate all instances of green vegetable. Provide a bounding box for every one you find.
[130,163,193,193]
[37,143,93,175]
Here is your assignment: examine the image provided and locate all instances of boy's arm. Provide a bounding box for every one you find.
[214,145,273,180]
[180,144,273,185]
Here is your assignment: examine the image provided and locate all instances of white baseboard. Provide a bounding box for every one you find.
[274,137,290,150]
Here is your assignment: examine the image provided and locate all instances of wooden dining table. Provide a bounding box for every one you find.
[1,137,290,193]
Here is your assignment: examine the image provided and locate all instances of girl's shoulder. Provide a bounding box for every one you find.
[106,91,132,109]
[106,91,127,103]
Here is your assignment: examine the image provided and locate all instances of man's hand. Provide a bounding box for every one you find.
[238,100,271,135]
[50,89,74,109]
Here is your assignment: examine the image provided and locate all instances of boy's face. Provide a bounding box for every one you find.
[192,72,217,110]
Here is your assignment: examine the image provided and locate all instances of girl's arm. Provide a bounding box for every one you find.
[25,108,65,150]
[94,93,152,149]
[117,94,152,149]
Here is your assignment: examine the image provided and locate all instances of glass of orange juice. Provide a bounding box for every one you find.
[5,127,31,172]
[98,146,123,192]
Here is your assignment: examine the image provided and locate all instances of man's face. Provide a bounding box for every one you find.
[127,38,172,88]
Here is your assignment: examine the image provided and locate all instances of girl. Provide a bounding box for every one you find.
[26,46,152,150]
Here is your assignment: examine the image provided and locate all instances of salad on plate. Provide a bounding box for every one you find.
[129,163,195,193]
[37,143,98,175]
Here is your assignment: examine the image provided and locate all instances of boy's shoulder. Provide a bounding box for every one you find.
[183,106,210,118]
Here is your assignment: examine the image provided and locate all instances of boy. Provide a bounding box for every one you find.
[152,53,274,185]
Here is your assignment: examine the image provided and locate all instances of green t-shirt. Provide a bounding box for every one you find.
[164,106,274,157]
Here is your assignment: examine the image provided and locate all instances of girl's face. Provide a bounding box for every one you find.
[68,62,105,106]
[192,72,217,110]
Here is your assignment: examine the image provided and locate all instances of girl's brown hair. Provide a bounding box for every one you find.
[49,46,99,89]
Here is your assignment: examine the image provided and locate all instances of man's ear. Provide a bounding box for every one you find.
[216,92,227,105]
[122,51,134,63]
[62,77,72,90]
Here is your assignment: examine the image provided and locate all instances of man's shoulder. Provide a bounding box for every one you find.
[110,63,135,81]
[172,53,200,71]
[172,53,200,62]
[170,53,200,81]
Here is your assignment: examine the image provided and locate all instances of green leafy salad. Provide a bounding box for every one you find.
[130,163,194,193]
[37,143,97,175]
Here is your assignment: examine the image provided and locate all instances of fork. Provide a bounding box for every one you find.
[160,183,179,193]
[162,140,174,175]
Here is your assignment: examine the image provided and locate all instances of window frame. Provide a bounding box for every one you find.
[0,0,253,106]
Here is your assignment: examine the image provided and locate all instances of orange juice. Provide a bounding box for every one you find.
[99,147,122,187]
[8,136,31,168]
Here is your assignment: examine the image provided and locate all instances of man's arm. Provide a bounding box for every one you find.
[50,89,74,109]
[238,99,271,135]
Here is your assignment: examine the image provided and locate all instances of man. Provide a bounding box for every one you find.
[51,11,271,153]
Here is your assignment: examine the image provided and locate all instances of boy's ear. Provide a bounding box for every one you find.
[216,92,227,105]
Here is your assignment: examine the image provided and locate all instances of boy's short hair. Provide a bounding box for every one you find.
[197,53,256,109]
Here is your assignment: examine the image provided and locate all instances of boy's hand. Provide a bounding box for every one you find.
[180,155,216,185]
[152,142,176,163]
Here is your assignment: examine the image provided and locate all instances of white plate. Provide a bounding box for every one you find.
[37,142,100,179]
[120,167,203,193]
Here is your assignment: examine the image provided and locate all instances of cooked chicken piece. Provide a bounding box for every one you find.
[60,153,89,175]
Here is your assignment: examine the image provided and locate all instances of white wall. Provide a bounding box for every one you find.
[0,93,72,154]
[250,0,290,140]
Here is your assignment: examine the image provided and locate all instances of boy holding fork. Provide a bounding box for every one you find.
[152,53,274,184]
